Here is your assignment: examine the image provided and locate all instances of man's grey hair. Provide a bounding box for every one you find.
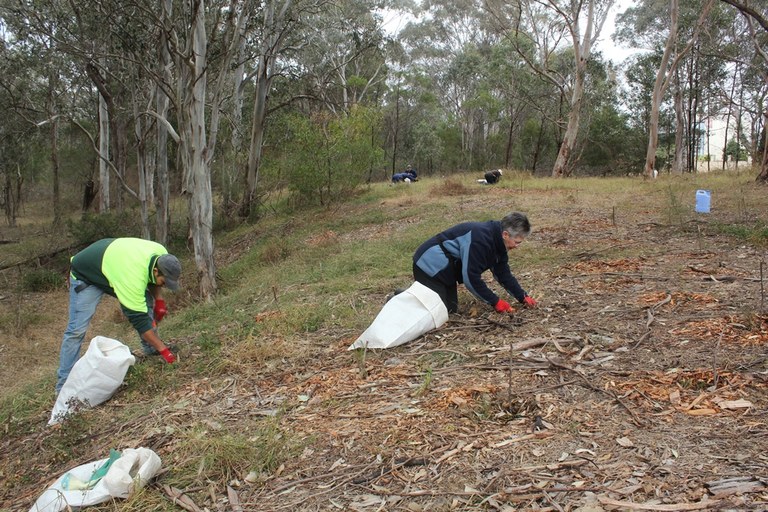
[500,212,530,238]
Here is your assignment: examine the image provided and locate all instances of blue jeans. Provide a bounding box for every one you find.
[56,278,105,394]
[55,279,158,394]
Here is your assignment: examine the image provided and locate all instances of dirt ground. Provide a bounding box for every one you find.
[2,183,768,511]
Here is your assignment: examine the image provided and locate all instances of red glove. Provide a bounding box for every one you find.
[523,296,537,308]
[494,299,515,313]
[153,298,168,323]
[160,347,176,364]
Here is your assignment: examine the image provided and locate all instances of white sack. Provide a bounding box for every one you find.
[28,448,161,512]
[49,336,135,425]
[104,448,162,497]
[349,281,448,350]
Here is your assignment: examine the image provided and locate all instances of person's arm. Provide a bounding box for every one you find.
[460,238,500,306]
[141,329,176,363]
[492,263,526,303]
[148,284,168,322]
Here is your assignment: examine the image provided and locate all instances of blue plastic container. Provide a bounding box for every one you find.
[695,189,711,213]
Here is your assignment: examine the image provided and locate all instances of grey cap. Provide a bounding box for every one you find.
[157,254,181,291]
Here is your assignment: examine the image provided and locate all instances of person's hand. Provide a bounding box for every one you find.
[160,347,176,364]
[153,298,168,323]
[494,299,515,313]
[523,296,537,308]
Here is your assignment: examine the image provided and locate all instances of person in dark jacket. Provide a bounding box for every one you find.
[392,164,419,183]
[55,238,181,394]
[484,169,502,184]
[412,212,537,314]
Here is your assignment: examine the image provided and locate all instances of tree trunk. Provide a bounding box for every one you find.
[644,0,679,178]
[98,83,110,213]
[552,74,584,177]
[242,54,270,219]
[48,72,61,227]
[672,69,685,174]
[182,0,216,300]
[757,113,768,183]
[155,0,173,245]
[86,62,128,211]
[505,104,515,168]
[645,0,714,178]
[391,90,400,177]
[3,165,22,227]
[227,13,248,216]
[531,116,545,173]
[133,91,151,240]
[551,0,600,177]
[241,0,291,219]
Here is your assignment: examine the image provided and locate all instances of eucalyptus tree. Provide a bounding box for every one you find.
[617,0,716,178]
[484,0,616,176]
[716,0,768,182]
[301,0,388,114]
[482,39,540,169]
[398,0,500,170]
[160,0,253,298]
[0,45,46,226]
[239,0,325,219]
[0,1,98,225]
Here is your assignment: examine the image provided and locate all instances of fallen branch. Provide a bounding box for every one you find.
[632,294,672,349]
[365,484,602,498]
[268,462,372,494]
[435,440,479,464]
[352,457,429,485]
[705,476,767,497]
[597,496,722,510]
[546,357,645,427]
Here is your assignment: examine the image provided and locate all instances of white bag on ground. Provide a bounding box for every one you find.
[49,336,136,425]
[349,281,449,350]
[28,447,162,512]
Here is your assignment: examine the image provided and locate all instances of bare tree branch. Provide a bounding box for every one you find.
[719,0,768,33]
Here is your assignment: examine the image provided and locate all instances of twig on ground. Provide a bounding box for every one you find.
[546,357,645,427]
[597,496,722,510]
[632,293,672,349]
[351,457,428,485]
[161,485,204,512]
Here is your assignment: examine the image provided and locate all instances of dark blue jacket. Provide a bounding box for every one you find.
[392,171,417,183]
[413,221,526,306]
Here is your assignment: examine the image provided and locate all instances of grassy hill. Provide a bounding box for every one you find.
[2,171,768,511]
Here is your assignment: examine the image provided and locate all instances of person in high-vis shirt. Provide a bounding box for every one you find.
[412,212,537,314]
[55,238,182,394]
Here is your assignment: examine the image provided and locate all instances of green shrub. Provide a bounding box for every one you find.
[67,212,141,246]
[22,268,65,292]
[279,107,385,205]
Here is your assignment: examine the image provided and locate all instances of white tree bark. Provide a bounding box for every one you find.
[155,0,172,245]
[644,0,679,178]
[644,0,714,178]
[181,0,217,299]
[133,90,151,240]
[98,81,110,213]
[551,0,612,177]
[226,11,248,212]
[672,70,685,174]
[242,0,293,218]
